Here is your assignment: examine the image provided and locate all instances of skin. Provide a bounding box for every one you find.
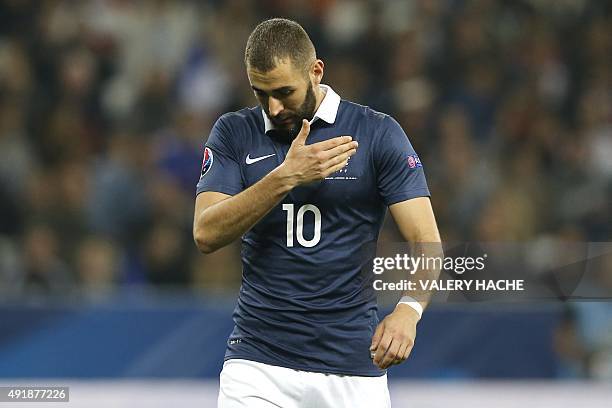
[370,198,441,369]
[193,57,358,253]
[193,56,441,371]
[250,59,318,140]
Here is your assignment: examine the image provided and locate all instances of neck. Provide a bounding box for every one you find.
[313,84,326,114]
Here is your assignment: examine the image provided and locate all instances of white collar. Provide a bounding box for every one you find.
[262,84,341,133]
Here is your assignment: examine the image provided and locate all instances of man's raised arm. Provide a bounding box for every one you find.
[193,120,358,253]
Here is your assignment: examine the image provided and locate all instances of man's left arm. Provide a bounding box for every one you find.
[370,196,442,369]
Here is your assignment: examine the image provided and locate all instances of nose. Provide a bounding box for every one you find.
[268,97,284,117]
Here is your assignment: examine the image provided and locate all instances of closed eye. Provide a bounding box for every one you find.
[276,89,294,97]
[252,87,295,98]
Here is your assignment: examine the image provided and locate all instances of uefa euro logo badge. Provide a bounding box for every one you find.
[407,154,422,169]
[201,147,214,178]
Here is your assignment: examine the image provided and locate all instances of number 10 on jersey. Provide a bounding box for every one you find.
[282,204,321,247]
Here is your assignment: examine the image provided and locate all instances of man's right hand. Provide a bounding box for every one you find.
[277,119,358,186]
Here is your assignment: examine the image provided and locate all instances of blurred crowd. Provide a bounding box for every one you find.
[0,0,610,376]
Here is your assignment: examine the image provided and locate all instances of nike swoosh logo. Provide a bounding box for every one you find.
[246,153,276,165]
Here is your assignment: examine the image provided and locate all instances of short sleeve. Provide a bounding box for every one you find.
[374,116,430,205]
[195,116,244,196]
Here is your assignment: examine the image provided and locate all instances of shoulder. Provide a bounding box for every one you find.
[210,106,262,147]
[216,106,262,133]
[339,102,411,158]
[338,101,403,149]
[338,100,395,131]
[206,108,260,161]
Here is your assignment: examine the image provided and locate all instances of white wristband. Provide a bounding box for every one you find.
[397,296,423,319]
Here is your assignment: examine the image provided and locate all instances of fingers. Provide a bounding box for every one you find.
[380,339,401,369]
[322,146,356,169]
[392,341,413,366]
[287,130,357,183]
[370,322,385,352]
[321,152,354,178]
[292,119,311,146]
[400,341,414,362]
[314,135,353,151]
[370,326,415,369]
[320,140,358,161]
[372,332,393,368]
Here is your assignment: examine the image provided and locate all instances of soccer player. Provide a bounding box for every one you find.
[193,18,441,408]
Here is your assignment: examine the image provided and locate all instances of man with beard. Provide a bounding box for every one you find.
[193,18,441,407]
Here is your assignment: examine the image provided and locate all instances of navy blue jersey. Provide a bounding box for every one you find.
[196,86,430,376]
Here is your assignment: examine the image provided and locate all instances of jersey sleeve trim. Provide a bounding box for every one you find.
[196,184,241,197]
[382,188,431,206]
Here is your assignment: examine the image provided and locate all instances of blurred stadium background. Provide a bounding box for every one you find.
[0,0,610,406]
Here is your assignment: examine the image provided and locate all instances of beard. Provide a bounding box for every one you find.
[267,82,317,144]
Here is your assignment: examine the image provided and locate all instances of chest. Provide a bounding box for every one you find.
[240,128,375,207]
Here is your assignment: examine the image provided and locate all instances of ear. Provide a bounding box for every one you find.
[310,59,324,86]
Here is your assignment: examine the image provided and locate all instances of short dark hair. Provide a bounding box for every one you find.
[245,18,316,73]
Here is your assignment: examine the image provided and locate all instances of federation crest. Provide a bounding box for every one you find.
[200,147,214,178]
